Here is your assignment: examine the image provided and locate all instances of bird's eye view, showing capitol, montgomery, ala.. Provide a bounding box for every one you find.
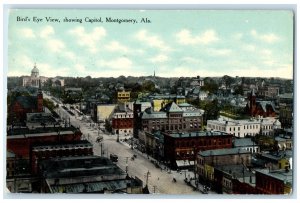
[5,9,294,195]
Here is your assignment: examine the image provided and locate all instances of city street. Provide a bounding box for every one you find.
[44,93,208,194]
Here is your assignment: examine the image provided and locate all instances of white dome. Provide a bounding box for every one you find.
[31,64,39,77]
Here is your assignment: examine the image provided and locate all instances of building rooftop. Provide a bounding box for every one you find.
[278,93,293,99]
[64,87,82,92]
[7,151,16,158]
[7,126,80,137]
[256,101,275,113]
[149,94,185,99]
[48,179,136,193]
[260,150,292,161]
[234,138,257,147]
[215,164,255,179]
[40,156,125,179]
[199,148,250,157]
[142,108,168,119]
[255,169,293,184]
[167,131,231,139]
[163,102,183,113]
[275,136,292,142]
[145,131,164,143]
[32,140,92,151]
[14,96,37,109]
[178,103,193,107]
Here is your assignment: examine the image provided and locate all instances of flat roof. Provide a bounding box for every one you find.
[48,179,137,193]
[234,138,257,147]
[167,131,231,138]
[215,164,254,179]
[199,148,250,157]
[32,140,92,151]
[7,126,80,138]
[255,169,293,183]
[40,156,125,179]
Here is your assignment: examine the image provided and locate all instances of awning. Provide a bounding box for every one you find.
[176,160,195,167]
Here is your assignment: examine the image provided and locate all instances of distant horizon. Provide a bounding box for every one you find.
[7,73,293,80]
[8,10,294,79]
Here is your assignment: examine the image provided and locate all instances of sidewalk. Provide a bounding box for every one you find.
[189,179,217,194]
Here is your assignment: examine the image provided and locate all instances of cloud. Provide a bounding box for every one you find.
[232,33,243,40]
[207,48,232,56]
[40,25,55,38]
[37,63,71,77]
[8,54,34,76]
[243,44,256,52]
[149,54,169,63]
[260,49,272,57]
[135,29,172,51]
[74,64,86,72]
[20,28,35,38]
[64,51,76,60]
[69,26,106,53]
[250,30,280,43]
[176,29,219,45]
[47,39,65,53]
[97,57,133,69]
[105,41,129,53]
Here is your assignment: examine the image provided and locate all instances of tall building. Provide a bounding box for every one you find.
[117,90,131,103]
[22,64,48,88]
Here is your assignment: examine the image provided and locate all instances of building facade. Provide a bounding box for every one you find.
[9,87,44,122]
[22,64,48,88]
[207,117,281,137]
[112,106,134,135]
[163,131,232,168]
[197,148,252,184]
[117,90,131,103]
[149,94,186,112]
[141,102,203,133]
[255,169,292,194]
[247,90,276,117]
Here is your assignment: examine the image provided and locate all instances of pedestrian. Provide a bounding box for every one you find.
[157,177,159,181]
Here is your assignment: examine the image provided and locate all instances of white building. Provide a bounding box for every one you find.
[22,64,48,88]
[207,117,281,138]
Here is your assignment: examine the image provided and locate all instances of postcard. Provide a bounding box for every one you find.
[5,8,294,196]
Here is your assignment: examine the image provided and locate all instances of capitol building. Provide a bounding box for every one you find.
[22,64,64,87]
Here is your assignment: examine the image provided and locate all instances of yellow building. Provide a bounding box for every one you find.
[204,164,214,182]
[117,90,131,103]
[150,95,186,111]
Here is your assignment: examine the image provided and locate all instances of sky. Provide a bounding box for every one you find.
[7,9,294,79]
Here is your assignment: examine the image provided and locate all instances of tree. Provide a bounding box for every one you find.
[222,75,234,89]
[142,80,156,92]
[104,119,112,133]
[202,77,218,94]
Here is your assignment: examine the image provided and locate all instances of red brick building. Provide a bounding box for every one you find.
[247,90,276,117]
[31,140,93,174]
[7,126,82,159]
[255,169,292,194]
[9,90,43,122]
[112,105,134,135]
[163,131,232,167]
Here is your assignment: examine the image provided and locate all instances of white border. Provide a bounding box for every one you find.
[1,1,299,203]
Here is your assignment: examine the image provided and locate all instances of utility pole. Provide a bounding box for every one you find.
[144,170,151,186]
[153,186,156,194]
[125,157,129,174]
